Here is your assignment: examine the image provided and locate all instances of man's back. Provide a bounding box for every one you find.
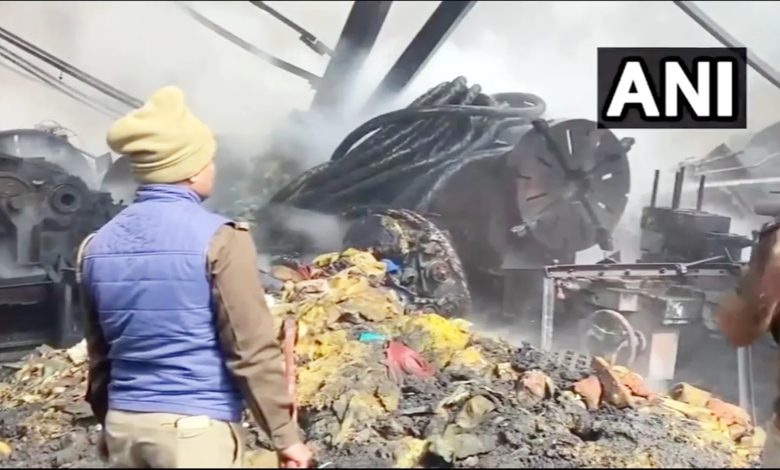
[83,184,242,421]
[81,85,311,468]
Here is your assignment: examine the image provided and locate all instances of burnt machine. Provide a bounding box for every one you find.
[679,121,780,222]
[0,130,123,352]
[535,168,767,420]
[260,76,631,318]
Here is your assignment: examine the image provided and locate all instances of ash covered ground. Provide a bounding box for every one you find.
[0,249,763,468]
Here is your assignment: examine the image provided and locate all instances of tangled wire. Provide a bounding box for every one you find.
[270,76,546,214]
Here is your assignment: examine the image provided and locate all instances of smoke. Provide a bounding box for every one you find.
[2,2,779,254]
[274,206,347,255]
[0,1,346,157]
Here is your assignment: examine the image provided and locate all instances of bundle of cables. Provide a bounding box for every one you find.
[269,76,546,214]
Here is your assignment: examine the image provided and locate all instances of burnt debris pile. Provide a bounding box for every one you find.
[0,248,764,468]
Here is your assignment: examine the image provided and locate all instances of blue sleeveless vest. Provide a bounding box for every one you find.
[82,184,243,422]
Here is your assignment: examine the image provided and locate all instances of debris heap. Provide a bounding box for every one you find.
[0,248,765,468]
[265,249,763,468]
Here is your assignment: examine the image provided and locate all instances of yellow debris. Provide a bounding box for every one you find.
[313,248,387,280]
[295,340,370,409]
[393,437,429,468]
[0,441,10,457]
[401,314,471,366]
[333,392,386,445]
[448,346,489,372]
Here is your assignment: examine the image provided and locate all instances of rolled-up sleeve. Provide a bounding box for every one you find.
[208,225,300,450]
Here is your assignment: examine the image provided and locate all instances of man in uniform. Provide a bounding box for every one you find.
[716,220,780,468]
[78,86,313,468]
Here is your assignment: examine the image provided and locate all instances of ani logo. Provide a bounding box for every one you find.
[597,47,747,129]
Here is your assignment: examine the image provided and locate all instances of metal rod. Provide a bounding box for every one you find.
[540,276,555,351]
[363,0,476,112]
[248,1,334,56]
[674,1,780,92]
[671,170,682,209]
[650,169,660,207]
[696,175,706,211]
[0,44,123,118]
[177,2,321,85]
[737,346,756,424]
[309,1,392,113]
[0,26,142,108]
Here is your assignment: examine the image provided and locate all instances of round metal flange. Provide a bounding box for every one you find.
[50,184,84,214]
[505,119,630,253]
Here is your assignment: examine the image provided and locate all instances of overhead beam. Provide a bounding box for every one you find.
[309,1,393,114]
[673,0,780,92]
[363,0,476,112]
[178,2,321,85]
[248,1,334,56]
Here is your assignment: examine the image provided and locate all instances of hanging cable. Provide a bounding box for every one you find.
[0,26,142,108]
[177,2,321,85]
[247,1,333,56]
[0,43,124,118]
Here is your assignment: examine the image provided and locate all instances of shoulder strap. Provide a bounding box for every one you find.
[75,232,97,284]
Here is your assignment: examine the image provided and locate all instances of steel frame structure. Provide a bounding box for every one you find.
[540,260,756,423]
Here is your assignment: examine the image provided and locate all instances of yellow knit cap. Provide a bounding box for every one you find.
[106,86,216,184]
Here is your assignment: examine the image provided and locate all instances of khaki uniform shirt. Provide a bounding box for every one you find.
[81,223,299,450]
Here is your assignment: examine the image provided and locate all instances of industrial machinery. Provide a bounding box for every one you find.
[0,137,123,352]
[258,76,632,318]
[679,120,780,222]
[532,168,773,421]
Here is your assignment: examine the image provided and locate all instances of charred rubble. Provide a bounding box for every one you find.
[0,249,763,468]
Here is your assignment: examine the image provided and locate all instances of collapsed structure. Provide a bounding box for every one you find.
[0,249,764,468]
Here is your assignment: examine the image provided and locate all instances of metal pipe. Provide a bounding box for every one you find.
[248,1,334,56]
[674,1,780,93]
[177,2,321,85]
[650,169,660,207]
[0,44,123,118]
[540,275,555,351]
[363,0,476,112]
[696,175,706,211]
[737,346,757,424]
[309,1,392,113]
[0,26,142,108]
[671,170,683,209]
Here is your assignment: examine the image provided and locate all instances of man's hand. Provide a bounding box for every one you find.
[278,442,313,468]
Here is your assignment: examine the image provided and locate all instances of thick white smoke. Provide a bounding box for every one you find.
[1,1,779,260]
